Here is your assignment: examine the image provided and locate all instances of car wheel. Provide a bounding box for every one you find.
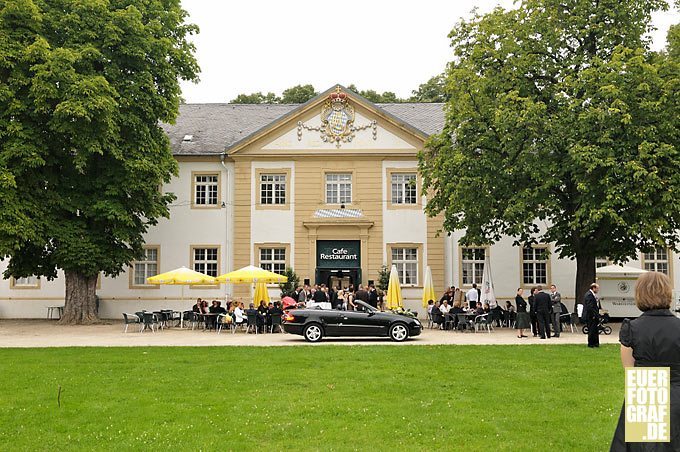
[603,325,612,335]
[303,323,323,343]
[389,323,409,342]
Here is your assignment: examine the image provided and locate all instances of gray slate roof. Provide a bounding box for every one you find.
[162,102,445,156]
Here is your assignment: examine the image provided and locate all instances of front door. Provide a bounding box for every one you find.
[316,269,360,289]
[329,275,351,290]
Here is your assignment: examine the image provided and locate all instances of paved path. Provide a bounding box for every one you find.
[0,320,621,347]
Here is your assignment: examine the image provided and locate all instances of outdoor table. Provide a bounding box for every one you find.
[442,313,456,330]
[46,306,64,320]
[200,313,219,330]
[456,313,477,332]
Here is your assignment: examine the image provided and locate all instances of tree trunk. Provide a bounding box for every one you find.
[59,271,99,324]
[574,254,596,314]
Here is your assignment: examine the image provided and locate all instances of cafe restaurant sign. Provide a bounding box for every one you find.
[316,240,360,269]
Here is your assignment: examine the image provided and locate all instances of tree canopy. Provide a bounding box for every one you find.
[229,77,448,104]
[0,0,199,323]
[419,0,679,302]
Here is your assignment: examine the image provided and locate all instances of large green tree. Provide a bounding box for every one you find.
[409,74,448,102]
[419,0,679,308]
[231,91,279,104]
[280,84,317,103]
[0,0,199,323]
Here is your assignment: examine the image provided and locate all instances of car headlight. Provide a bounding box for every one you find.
[413,319,421,326]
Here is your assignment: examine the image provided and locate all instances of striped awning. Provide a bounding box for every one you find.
[313,208,363,219]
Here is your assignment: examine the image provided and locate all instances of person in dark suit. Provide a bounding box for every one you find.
[354,285,369,303]
[528,287,539,337]
[367,285,379,308]
[312,285,329,303]
[583,283,600,348]
[610,271,680,450]
[534,286,552,339]
[329,286,339,309]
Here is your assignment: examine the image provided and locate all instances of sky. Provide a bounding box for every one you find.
[179,0,678,104]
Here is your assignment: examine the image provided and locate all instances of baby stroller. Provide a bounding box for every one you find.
[581,315,612,335]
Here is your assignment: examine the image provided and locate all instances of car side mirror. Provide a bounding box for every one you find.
[367,311,375,316]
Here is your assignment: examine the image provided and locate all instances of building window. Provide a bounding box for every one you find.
[259,248,286,274]
[461,247,485,286]
[325,173,352,204]
[391,173,417,205]
[392,247,418,285]
[596,258,610,268]
[193,247,219,277]
[194,174,219,206]
[132,247,159,286]
[12,276,39,288]
[522,246,548,285]
[643,248,669,275]
[260,174,286,205]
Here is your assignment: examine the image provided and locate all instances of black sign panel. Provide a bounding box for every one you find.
[316,240,360,269]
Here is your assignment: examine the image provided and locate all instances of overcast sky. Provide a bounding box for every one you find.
[179,1,678,104]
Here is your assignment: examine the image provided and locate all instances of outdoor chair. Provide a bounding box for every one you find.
[426,311,435,329]
[474,314,492,333]
[122,313,142,333]
[270,314,283,333]
[159,310,175,328]
[560,313,576,333]
[216,314,233,334]
[443,314,455,331]
[245,312,259,334]
[141,312,159,333]
[456,313,472,332]
[232,319,247,334]
[154,311,170,330]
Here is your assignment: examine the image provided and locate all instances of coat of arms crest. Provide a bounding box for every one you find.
[320,87,355,144]
[297,86,377,148]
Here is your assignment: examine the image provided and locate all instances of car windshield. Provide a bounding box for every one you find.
[355,300,377,312]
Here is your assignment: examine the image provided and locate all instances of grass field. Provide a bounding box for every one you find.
[0,345,623,451]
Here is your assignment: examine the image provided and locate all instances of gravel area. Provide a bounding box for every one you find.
[0,319,621,347]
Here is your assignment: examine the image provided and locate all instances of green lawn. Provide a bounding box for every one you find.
[0,345,622,451]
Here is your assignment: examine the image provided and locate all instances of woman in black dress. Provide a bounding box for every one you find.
[514,288,530,338]
[610,271,680,451]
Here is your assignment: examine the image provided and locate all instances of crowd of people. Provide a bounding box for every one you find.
[289,283,382,310]
[191,298,284,332]
[425,283,572,337]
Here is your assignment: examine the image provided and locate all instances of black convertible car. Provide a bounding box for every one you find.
[283,300,422,342]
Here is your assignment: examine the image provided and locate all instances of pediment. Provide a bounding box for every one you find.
[228,85,427,157]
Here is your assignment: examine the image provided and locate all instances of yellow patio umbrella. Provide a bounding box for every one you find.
[216,265,287,284]
[386,264,403,309]
[422,265,436,308]
[146,266,216,285]
[146,267,216,326]
[253,281,271,305]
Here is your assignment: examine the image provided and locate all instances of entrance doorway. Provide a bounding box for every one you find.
[316,269,361,290]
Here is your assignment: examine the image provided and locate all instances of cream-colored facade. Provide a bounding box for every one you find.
[1,86,677,318]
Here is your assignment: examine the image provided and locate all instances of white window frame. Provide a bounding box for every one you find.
[391,247,419,285]
[522,246,548,285]
[131,247,159,287]
[596,258,611,269]
[642,248,669,275]
[194,174,219,206]
[461,247,486,286]
[325,173,352,205]
[193,247,219,277]
[11,275,39,289]
[259,248,286,275]
[390,173,417,205]
[260,174,286,205]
